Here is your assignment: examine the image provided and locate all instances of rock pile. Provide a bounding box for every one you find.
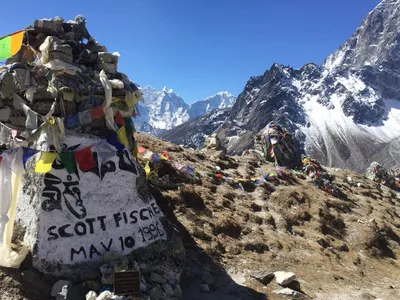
[20,249,185,300]
[0,16,187,300]
[0,15,142,147]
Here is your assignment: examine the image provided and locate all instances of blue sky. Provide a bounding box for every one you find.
[2,0,380,103]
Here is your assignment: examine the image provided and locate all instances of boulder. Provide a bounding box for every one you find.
[55,285,68,300]
[173,285,183,299]
[16,133,184,278]
[150,285,165,300]
[275,287,304,298]
[162,283,175,296]
[21,269,52,298]
[51,280,71,296]
[199,284,210,292]
[150,272,166,284]
[274,271,296,286]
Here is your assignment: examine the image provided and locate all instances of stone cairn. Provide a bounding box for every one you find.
[0,15,141,150]
[0,16,185,300]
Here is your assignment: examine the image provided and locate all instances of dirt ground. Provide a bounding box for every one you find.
[0,133,399,300]
[136,133,400,300]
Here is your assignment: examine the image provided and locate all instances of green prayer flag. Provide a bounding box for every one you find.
[0,30,24,61]
[59,152,77,174]
[125,117,135,136]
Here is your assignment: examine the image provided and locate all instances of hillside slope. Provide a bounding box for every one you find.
[135,133,400,300]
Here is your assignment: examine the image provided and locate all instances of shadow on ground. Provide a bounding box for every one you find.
[150,185,268,300]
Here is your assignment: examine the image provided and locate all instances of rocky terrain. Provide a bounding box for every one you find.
[1,132,400,299]
[161,108,231,149]
[163,0,400,173]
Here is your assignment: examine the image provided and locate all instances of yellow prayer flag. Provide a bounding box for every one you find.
[35,152,57,173]
[144,161,151,178]
[117,126,129,148]
[125,93,138,108]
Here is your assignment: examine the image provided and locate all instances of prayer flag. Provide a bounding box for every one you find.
[161,151,169,160]
[75,146,96,172]
[144,161,150,178]
[22,148,39,169]
[143,150,154,160]
[0,30,24,61]
[215,173,223,180]
[91,106,105,120]
[93,141,115,162]
[59,152,76,174]
[185,165,195,176]
[35,152,57,173]
[152,153,160,163]
[114,111,125,126]
[78,110,92,126]
[138,146,146,153]
[125,117,135,135]
[117,126,129,148]
[106,134,125,152]
[64,114,80,129]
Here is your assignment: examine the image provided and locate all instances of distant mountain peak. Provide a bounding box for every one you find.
[133,86,236,135]
[206,91,235,98]
[162,86,175,94]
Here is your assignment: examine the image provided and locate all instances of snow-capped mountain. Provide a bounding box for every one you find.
[163,0,400,172]
[187,92,236,119]
[134,86,190,135]
[134,86,235,135]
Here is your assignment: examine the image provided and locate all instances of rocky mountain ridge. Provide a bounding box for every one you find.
[163,0,400,173]
[133,86,235,136]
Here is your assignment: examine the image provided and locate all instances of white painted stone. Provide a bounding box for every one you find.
[16,133,167,276]
[274,271,296,286]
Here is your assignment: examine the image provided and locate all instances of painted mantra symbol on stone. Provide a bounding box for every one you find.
[42,173,86,219]
[40,149,137,219]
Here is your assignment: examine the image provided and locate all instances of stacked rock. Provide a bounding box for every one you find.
[0,15,142,148]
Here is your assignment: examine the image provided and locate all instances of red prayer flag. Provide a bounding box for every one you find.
[91,106,105,120]
[161,151,169,160]
[115,111,126,126]
[138,146,146,153]
[75,146,97,172]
